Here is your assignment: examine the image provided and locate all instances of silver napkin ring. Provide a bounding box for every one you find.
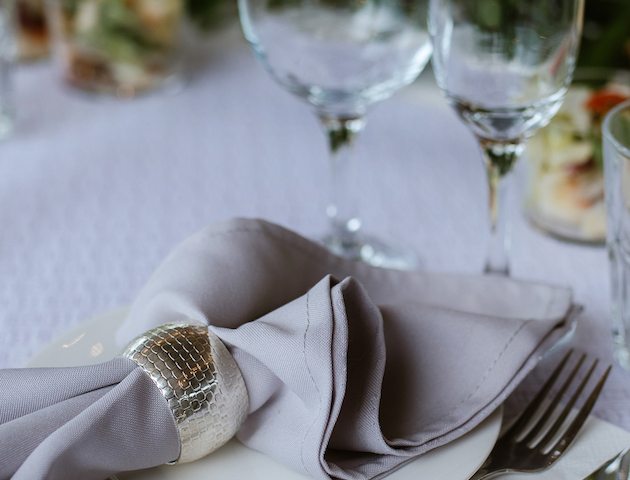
[120,323,249,464]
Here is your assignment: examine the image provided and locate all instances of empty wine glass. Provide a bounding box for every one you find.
[239,0,432,269]
[430,0,584,275]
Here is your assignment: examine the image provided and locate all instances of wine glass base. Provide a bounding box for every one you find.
[483,264,510,276]
[321,234,421,270]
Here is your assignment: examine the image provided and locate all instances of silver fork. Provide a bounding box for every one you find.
[469,350,611,480]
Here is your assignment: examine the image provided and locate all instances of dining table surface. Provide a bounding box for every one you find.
[1,24,629,437]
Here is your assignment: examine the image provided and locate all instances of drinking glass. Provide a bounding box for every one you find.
[239,0,432,269]
[430,0,585,275]
[603,100,630,371]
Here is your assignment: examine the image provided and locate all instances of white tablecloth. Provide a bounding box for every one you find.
[1,26,628,432]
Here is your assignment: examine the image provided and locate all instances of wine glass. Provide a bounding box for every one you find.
[239,0,432,269]
[429,0,585,275]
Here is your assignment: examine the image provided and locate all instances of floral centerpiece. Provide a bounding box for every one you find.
[46,0,184,94]
[526,74,630,242]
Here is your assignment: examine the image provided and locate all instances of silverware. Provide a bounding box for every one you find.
[583,447,630,480]
[469,351,611,480]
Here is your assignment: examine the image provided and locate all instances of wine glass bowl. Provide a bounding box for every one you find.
[247,10,430,114]
[241,0,432,116]
[239,0,431,268]
[430,0,585,275]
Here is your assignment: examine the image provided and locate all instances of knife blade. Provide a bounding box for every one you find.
[583,447,630,480]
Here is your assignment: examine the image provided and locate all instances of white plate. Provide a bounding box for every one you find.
[26,308,502,480]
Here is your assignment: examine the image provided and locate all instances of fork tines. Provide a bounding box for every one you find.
[505,350,611,456]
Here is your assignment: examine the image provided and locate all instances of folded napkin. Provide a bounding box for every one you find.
[0,218,575,480]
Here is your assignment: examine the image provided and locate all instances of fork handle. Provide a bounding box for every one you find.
[468,468,502,480]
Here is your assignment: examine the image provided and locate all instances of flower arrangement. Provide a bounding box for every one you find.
[526,74,630,242]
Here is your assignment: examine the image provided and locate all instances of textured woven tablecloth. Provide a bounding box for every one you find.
[0,26,627,431]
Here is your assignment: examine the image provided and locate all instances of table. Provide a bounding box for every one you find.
[1,25,628,431]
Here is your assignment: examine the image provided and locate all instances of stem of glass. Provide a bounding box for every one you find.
[319,114,366,259]
[478,138,524,276]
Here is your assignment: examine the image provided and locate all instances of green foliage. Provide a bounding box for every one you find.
[67,0,174,63]
[461,0,561,33]
[60,0,82,15]
[578,0,630,69]
[181,0,630,67]
[99,0,144,32]
[186,0,235,29]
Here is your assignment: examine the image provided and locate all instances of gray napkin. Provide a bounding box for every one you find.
[0,218,574,480]
[0,358,179,480]
[115,218,575,480]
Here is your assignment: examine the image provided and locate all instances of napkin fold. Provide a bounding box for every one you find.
[209,274,570,480]
[0,218,575,480]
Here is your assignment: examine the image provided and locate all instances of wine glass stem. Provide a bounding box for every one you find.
[319,115,367,257]
[479,138,524,276]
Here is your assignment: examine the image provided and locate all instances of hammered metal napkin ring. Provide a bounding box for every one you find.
[120,323,249,464]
